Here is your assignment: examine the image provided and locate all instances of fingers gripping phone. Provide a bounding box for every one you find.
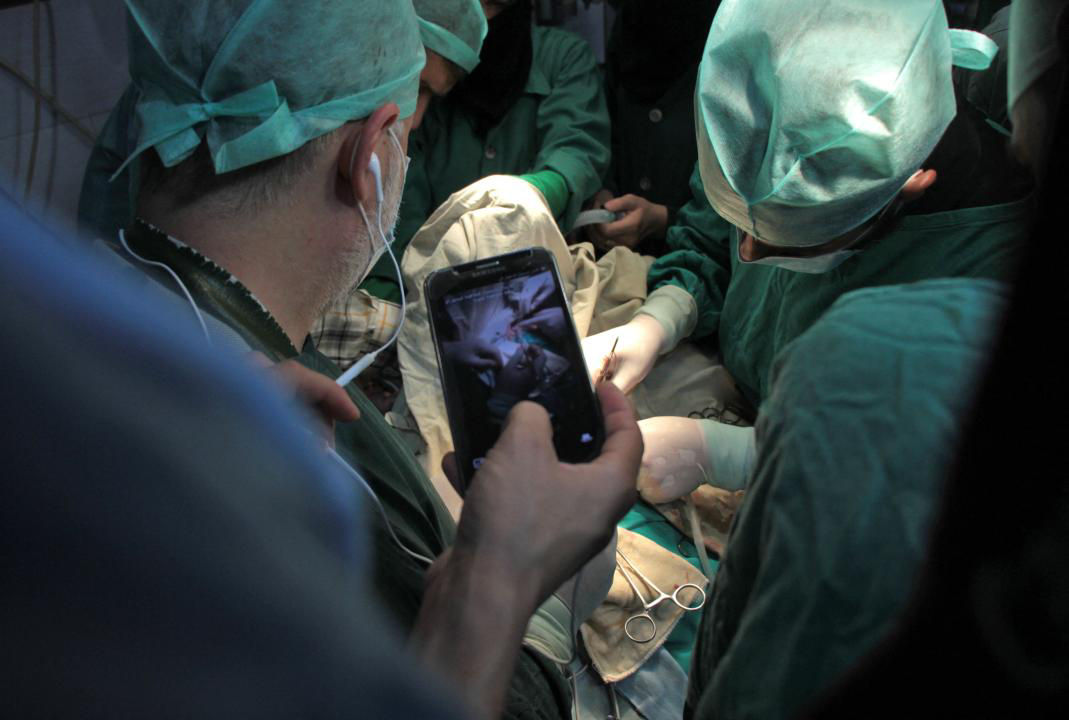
[425,248,605,486]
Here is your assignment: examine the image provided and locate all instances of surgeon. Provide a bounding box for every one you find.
[75,0,488,246]
[95,3,641,719]
[372,0,611,308]
[684,2,1068,717]
[583,0,1035,502]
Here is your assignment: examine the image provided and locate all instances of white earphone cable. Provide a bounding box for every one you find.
[336,128,407,388]
[325,446,434,566]
[119,229,212,344]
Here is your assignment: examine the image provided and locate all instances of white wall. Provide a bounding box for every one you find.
[1,0,127,236]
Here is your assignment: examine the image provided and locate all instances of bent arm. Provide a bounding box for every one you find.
[645,163,735,342]
[531,33,611,228]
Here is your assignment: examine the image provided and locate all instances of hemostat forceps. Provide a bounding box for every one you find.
[616,549,706,644]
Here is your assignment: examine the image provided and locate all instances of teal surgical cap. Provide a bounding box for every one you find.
[697,0,998,248]
[414,0,488,74]
[1009,0,1067,113]
[116,0,425,177]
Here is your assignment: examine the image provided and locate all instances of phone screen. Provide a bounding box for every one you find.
[427,250,603,480]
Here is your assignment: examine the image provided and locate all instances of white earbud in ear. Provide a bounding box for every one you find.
[368,152,384,204]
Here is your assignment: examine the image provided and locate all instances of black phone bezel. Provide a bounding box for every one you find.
[424,247,605,484]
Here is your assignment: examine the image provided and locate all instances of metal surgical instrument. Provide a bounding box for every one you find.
[615,549,706,644]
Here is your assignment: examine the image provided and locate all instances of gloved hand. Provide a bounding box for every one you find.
[442,338,503,370]
[590,194,669,250]
[581,314,666,393]
[637,416,755,504]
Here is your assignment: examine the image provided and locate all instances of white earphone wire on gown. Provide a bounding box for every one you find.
[119,228,212,344]
[325,445,434,566]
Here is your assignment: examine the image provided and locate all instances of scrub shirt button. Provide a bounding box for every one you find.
[484,145,497,160]
[639,176,652,191]
[648,108,663,123]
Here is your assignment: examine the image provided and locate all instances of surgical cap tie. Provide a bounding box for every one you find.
[948,29,1000,71]
[113,70,421,179]
[112,80,286,178]
[118,0,424,179]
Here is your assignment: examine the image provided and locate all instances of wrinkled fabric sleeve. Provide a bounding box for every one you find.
[647,163,734,340]
[78,85,141,241]
[699,421,755,492]
[519,170,570,218]
[531,33,611,229]
[635,284,698,354]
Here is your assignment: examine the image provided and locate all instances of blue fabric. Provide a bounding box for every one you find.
[1,197,466,718]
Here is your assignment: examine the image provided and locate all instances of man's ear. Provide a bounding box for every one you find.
[337,103,400,206]
[900,168,938,202]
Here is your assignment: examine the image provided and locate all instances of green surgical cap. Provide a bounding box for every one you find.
[697,0,998,248]
[1009,0,1067,113]
[414,0,488,73]
[116,0,425,177]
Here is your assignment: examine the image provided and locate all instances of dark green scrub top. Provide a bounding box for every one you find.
[603,62,700,245]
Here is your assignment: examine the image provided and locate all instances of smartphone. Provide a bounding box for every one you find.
[425,247,605,485]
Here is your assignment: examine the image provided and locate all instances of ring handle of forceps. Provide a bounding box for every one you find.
[622,583,707,644]
[670,582,707,611]
[624,612,658,644]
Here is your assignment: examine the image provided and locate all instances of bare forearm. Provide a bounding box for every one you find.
[411,550,540,720]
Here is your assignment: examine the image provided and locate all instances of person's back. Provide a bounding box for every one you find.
[686,277,1009,719]
[801,2,1069,714]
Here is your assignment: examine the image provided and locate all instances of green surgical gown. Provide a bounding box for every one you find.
[687,278,1009,720]
[649,164,1030,406]
[366,25,610,301]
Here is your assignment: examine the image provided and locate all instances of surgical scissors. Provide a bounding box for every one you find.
[616,549,706,644]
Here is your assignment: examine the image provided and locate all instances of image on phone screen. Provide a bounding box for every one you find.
[431,259,602,478]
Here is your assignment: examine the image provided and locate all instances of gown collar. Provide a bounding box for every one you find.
[117,219,299,359]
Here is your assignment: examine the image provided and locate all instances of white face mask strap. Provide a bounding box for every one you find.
[386,124,406,169]
[119,229,213,344]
